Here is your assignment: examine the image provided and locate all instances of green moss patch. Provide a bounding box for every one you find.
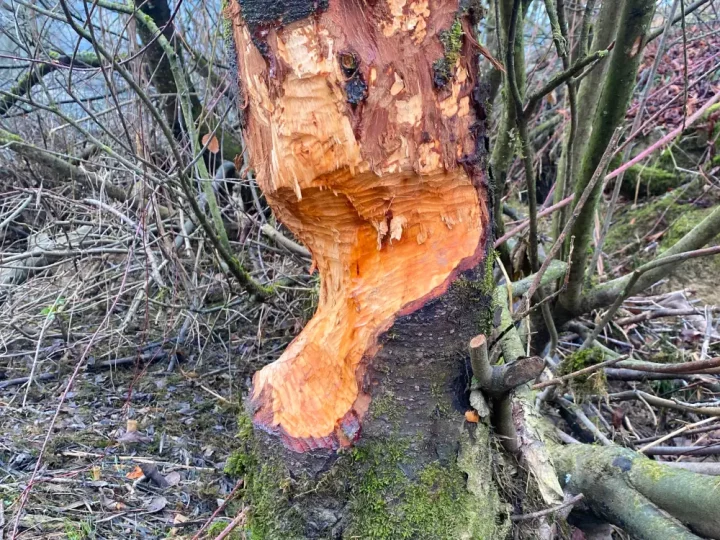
[207,520,241,540]
[603,189,707,257]
[451,250,496,336]
[433,18,464,88]
[618,164,684,198]
[344,439,499,539]
[659,206,714,251]
[558,349,607,399]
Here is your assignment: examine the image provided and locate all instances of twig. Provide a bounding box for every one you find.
[1,247,130,265]
[638,417,717,454]
[524,129,622,304]
[495,196,575,248]
[0,196,32,230]
[0,492,4,540]
[557,397,613,446]
[0,373,55,389]
[615,307,717,326]
[580,245,720,350]
[524,48,609,115]
[604,90,720,183]
[10,243,137,538]
[212,508,247,540]
[192,478,245,540]
[532,355,627,390]
[510,494,584,522]
[616,355,720,374]
[609,390,720,417]
[180,368,231,404]
[631,423,720,445]
[22,292,68,407]
[642,445,720,456]
[60,451,216,471]
[646,0,712,41]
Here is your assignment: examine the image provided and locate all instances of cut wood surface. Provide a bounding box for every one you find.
[227,0,490,451]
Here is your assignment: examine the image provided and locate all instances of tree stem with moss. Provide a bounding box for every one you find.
[560,0,657,314]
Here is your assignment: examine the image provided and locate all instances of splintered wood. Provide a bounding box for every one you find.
[227,0,490,451]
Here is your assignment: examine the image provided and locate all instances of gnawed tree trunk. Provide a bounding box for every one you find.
[224,0,507,536]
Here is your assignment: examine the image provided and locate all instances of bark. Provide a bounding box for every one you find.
[225,0,506,536]
[233,267,510,538]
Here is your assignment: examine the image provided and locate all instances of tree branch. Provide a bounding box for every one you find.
[524,48,609,117]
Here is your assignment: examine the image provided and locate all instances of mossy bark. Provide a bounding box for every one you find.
[555,444,720,539]
[582,199,720,313]
[235,261,511,539]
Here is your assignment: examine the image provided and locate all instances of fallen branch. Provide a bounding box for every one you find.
[0,129,128,202]
[616,307,717,326]
[581,245,720,349]
[617,356,720,374]
[642,445,720,456]
[631,423,720,446]
[609,390,720,417]
[556,444,720,539]
[0,373,55,389]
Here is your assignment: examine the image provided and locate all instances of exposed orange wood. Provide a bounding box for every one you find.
[227,0,490,451]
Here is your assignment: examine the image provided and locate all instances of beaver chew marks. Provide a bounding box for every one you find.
[227,0,490,452]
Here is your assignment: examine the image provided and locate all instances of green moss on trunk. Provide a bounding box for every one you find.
[229,403,509,539]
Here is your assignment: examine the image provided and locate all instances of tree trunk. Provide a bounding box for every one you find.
[225,0,506,536]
